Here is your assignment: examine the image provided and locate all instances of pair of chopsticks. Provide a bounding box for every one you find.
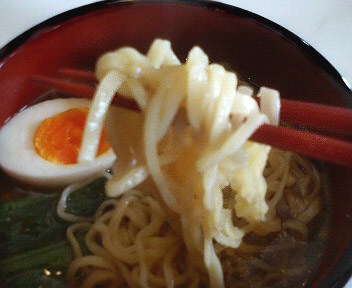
[31,68,352,167]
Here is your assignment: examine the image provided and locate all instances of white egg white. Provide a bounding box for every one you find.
[0,98,117,188]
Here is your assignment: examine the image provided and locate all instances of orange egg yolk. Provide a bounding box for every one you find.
[34,108,110,165]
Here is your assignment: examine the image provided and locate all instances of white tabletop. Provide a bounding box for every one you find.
[0,0,351,287]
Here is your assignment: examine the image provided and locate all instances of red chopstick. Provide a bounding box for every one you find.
[57,68,352,136]
[30,74,139,111]
[32,74,95,98]
[30,70,352,167]
[57,68,97,82]
[279,98,352,136]
[251,124,352,167]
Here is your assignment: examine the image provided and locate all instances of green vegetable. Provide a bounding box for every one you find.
[65,177,107,217]
[0,177,106,257]
[0,241,72,277]
[3,268,66,288]
[0,177,108,287]
[0,193,65,257]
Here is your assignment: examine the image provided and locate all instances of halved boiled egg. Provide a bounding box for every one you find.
[0,98,117,187]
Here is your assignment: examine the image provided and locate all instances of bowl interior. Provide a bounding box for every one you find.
[0,1,351,287]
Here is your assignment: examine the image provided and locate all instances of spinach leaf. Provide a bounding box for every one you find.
[0,177,108,287]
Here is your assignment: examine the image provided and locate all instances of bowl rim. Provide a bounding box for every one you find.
[0,0,351,287]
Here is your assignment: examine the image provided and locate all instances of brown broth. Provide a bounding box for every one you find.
[221,171,330,288]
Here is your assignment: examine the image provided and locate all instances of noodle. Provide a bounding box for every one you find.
[63,39,323,288]
[67,190,199,288]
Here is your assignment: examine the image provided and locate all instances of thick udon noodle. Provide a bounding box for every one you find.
[58,40,323,288]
